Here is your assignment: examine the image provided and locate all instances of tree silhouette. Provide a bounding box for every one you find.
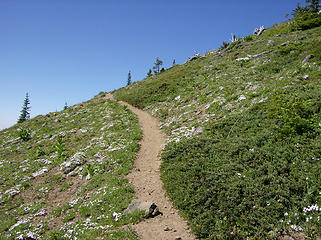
[306,0,320,11]
[147,69,153,77]
[152,57,163,74]
[127,70,132,86]
[18,93,31,123]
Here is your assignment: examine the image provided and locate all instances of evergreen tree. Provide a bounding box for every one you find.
[306,0,320,11]
[152,57,163,74]
[147,69,153,77]
[18,93,31,123]
[64,102,68,110]
[127,70,132,86]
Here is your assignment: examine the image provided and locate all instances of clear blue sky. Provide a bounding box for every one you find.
[0,0,306,129]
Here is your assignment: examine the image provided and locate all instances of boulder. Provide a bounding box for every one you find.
[124,200,161,218]
[60,152,86,174]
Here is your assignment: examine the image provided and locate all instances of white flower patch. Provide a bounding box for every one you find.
[24,205,32,212]
[34,209,47,216]
[38,186,49,193]
[103,114,112,120]
[290,224,303,232]
[4,184,22,197]
[32,167,48,178]
[4,137,20,145]
[160,115,183,129]
[21,175,32,182]
[95,185,109,195]
[97,214,108,220]
[112,212,122,222]
[168,126,196,143]
[207,96,227,108]
[67,166,83,177]
[151,108,159,115]
[69,198,81,208]
[258,97,268,103]
[237,95,247,101]
[0,159,4,168]
[106,141,127,152]
[58,131,66,137]
[9,217,32,231]
[58,217,111,238]
[303,204,320,213]
[197,113,216,123]
[67,129,77,134]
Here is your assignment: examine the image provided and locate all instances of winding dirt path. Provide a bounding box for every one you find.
[106,94,195,240]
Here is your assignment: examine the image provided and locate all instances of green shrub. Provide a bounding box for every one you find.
[291,10,321,31]
[243,35,253,42]
[62,211,75,223]
[79,206,91,217]
[36,147,46,157]
[54,136,66,163]
[161,85,321,239]
[18,128,31,141]
[86,163,95,177]
[268,86,320,137]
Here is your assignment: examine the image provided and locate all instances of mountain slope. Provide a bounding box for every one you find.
[0,93,142,239]
[114,23,321,239]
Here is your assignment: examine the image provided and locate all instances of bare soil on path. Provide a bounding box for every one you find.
[106,94,195,240]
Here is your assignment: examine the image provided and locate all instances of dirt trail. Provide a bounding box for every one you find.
[106,93,195,240]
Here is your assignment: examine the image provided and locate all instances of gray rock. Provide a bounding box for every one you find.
[281,41,290,46]
[60,152,86,174]
[300,34,308,40]
[164,226,171,231]
[302,54,314,65]
[124,200,161,218]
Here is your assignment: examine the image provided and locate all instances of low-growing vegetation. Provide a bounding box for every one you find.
[0,93,142,239]
[161,85,321,239]
[114,17,321,239]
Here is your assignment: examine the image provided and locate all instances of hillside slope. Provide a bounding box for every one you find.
[114,23,321,239]
[0,93,143,239]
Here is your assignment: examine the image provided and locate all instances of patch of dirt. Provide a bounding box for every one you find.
[20,165,86,232]
[278,231,321,240]
[106,94,195,240]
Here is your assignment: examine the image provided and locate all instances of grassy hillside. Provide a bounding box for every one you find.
[114,21,321,239]
[0,93,143,239]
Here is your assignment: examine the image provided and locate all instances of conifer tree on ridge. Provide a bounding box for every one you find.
[127,70,132,86]
[18,93,31,123]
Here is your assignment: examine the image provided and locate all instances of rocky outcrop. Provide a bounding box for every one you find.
[60,152,86,174]
[253,26,265,36]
